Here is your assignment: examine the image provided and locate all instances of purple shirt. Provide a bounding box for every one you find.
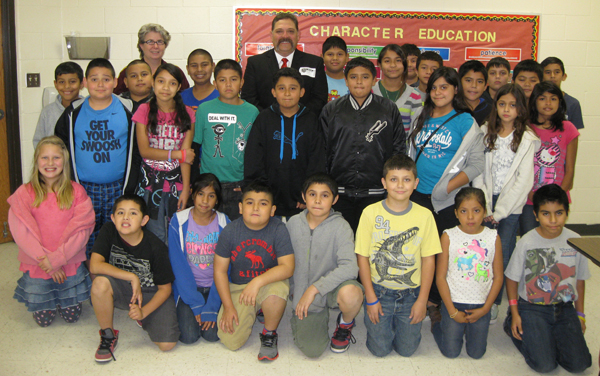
[185,211,219,287]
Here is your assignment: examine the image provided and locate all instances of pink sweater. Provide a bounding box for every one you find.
[7,182,94,279]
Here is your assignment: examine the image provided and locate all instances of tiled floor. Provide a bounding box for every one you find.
[1,240,598,376]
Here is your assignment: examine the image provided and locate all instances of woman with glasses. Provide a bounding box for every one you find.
[114,23,190,95]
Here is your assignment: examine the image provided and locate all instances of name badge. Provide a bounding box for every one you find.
[299,67,316,78]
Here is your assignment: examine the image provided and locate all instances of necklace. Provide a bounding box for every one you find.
[379,81,404,103]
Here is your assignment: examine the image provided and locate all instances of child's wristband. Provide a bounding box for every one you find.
[168,149,172,162]
[449,309,459,319]
[366,299,379,306]
[508,299,518,306]
[578,312,586,323]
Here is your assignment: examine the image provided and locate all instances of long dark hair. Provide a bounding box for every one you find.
[147,63,191,135]
[191,173,223,210]
[485,84,530,152]
[410,67,470,147]
[528,81,566,132]
[377,44,407,80]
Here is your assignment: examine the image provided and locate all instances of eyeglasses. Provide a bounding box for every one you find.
[143,40,166,46]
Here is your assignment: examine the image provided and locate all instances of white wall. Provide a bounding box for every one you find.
[15,0,600,224]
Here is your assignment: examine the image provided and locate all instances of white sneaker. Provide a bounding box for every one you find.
[490,304,499,324]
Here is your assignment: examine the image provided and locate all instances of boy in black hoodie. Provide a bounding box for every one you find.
[244,68,325,219]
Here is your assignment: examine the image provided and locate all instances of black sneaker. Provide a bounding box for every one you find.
[258,332,278,361]
[256,309,265,324]
[330,312,356,353]
[95,328,118,362]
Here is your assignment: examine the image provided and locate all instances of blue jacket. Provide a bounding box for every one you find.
[168,207,229,321]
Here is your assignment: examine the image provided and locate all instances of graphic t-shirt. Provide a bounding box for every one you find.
[445,226,497,304]
[132,103,196,172]
[415,110,473,194]
[355,200,442,290]
[194,98,259,183]
[91,222,175,288]
[214,217,294,285]
[181,88,219,111]
[326,76,349,102]
[74,95,128,183]
[505,227,590,304]
[528,121,579,204]
[185,211,219,288]
[491,131,516,195]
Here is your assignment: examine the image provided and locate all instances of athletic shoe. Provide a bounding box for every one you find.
[136,320,143,328]
[490,304,499,324]
[258,332,278,361]
[330,312,356,353]
[256,309,265,324]
[95,328,118,362]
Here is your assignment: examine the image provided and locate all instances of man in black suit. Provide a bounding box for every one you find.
[241,12,328,116]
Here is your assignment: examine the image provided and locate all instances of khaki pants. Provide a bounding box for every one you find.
[217,280,289,350]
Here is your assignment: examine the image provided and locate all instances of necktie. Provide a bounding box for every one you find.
[281,58,288,68]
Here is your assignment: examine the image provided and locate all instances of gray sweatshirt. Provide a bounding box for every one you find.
[33,95,82,148]
[287,209,358,313]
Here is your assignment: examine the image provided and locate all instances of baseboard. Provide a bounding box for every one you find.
[565,224,600,236]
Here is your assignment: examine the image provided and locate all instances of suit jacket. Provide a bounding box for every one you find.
[241,49,328,116]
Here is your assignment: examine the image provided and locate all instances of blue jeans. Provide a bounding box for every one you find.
[176,287,219,344]
[364,284,422,357]
[519,204,538,236]
[505,300,591,373]
[485,195,520,305]
[143,190,171,244]
[432,303,491,359]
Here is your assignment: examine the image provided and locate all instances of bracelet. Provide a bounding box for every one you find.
[579,316,586,323]
[508,299,518,306]
[366,299,379,306]
[181,149,186,163]
[577,311,586,319]
[168,149,172,162]
[449,309,459,319]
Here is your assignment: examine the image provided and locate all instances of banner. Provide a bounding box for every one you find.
[234,9,539,71]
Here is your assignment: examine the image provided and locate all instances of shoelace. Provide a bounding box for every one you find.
[261,333,277,348]
[333,325,356,344]
[99,336,117,361]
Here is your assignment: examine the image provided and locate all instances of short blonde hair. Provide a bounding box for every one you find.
[137,23,171,58]
[30,136,74,210]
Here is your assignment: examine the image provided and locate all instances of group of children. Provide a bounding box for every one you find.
[10,27,591,373]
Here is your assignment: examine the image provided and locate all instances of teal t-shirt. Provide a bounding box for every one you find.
[415,110,473,194]
[194,98,259,183]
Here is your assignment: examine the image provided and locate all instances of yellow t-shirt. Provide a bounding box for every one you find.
[355,200,442,290]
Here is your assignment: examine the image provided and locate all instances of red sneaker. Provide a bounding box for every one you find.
[330,313,356,353]
[95,328,118,362]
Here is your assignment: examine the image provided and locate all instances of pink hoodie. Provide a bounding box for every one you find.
[7,182,94,279]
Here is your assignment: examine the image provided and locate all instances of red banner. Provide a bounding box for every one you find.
[235,9,539,71]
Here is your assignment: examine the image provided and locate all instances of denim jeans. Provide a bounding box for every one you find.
[176,287,219,344]
[485,195,520,305]
[220,181,243,221]
[505,299,591,373]
[364,284,422,357]
[519,204,538,236]
[143,190,171,244]
[432,302,491,359]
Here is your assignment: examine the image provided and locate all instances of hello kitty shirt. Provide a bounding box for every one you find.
[444,226,497,304]
[528,121,579,205]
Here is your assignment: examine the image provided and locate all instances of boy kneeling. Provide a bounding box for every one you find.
[213,181,295,361]
[504,184,591,373]
[90,194,179,362]
[287,173,364,357]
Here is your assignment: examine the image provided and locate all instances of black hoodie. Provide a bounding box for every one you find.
[244,103,326,216]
